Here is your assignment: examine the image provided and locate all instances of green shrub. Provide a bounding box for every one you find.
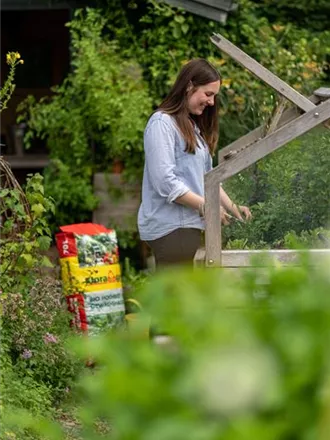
[18,8,152,228]
[43,159,98,229]
[7,261,330,439]
[0,173,54,293]
[1,276,83,398]
[280,228,330,249]
[224,128,330,246]
[0,349,53,440]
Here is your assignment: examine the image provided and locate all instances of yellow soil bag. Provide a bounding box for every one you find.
[56,223,125,335]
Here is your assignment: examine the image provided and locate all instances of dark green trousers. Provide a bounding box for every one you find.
[146,228,202,267]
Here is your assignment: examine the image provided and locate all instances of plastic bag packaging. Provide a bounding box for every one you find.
[56,223,125,335]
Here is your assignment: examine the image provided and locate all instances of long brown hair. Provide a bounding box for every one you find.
[157,58,221,155]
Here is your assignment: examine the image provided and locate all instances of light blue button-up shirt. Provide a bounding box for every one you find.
[138,111,212,241]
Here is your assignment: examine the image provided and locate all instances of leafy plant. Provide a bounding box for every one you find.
[0,52,24,113]
[280,228,330,249]
[0,172,55,293]
[43,159,98,228]
[251,0,330,32]
[224,128,330,246]
[6,261,330,439]
[0,349,53,440]
[1,276,83,397]
[17,8,152,227]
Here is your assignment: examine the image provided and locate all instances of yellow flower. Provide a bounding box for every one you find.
[302,71,312,79]
[272,24,285,32]
[221,78,232,88]
[304,61,317,69]
[304,61,319,73]
[233,96,245,105]
[15,52,21,59]
[217,58,227,66]
[20,59,24,64]
[6,53,11,63]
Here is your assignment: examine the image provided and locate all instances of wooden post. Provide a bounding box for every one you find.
[204,174,221,266]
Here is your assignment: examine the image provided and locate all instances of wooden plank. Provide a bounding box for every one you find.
[194,0,237,12]
[314,87,330,99]
[264,96,287,136]
[191,248,330,267]
[211,33,316,112]
[160,0,228,22]
[3,155,50,169]
[209,97,330,184]
[204,180,221,266]
[313,88,330,129]
[222,249,330,267]
[218,94,322,162]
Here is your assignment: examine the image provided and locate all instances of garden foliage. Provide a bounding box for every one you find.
[0,173,55,293]
[18,8,152,227]
[5,261,330,439]
[0,175,83,440]
[223,128,330,247]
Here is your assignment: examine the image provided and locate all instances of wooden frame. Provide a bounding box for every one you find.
[195,249,330,268]
[195,33,330,267]
[160,0,237,23]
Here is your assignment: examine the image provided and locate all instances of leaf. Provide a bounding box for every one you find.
[20,254,34,266]
[0,189,10,197]
[174,15,185,24]
[172,25,181,39]
[41,256,54,268]
[181,23,189,35]
[37,236,52,251]
[31,203,45,216]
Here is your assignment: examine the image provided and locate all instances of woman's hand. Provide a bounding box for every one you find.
[230,204,252,221]
[238,205,252,221]
[220,207,231,225]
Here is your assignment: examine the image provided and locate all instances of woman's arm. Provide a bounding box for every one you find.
[175,191,231,224]
[219,186,252,220]
[175,187,251,223]
[175,191,204,217]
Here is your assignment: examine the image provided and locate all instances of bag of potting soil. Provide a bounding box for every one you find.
[56,223,125,335]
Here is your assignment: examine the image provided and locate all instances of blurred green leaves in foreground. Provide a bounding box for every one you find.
[5,257,330,440]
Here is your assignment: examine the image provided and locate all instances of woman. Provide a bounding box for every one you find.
[138,59,251,267]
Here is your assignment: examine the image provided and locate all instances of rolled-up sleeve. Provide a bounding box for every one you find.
[144,118,190,203]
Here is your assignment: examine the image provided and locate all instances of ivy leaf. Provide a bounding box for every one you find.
[31,203,45,216]
[172,25,181,39]
[174,15,185,24]
[181,24,189,34]
[41,256,54,268]
[37,236,52,251]
[20,254,34,266]
[0,189,10,197]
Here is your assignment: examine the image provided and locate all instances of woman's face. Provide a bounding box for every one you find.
[187,80,220,115]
